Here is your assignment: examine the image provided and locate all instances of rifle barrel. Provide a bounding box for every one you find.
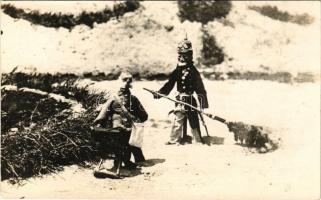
[143,87,228,124]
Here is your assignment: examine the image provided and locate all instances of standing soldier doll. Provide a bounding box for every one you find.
[154,36,209,145]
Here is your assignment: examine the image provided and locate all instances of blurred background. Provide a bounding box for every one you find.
[1,1,320,82]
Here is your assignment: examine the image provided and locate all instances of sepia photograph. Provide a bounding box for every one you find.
[0,1,320,199]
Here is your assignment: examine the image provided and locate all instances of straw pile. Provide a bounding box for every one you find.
[227,122,279,152]
[1,72,109,182]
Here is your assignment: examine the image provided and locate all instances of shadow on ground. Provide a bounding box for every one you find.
[202,136,225,145]
[93,170,124,179]
[93,167,142,179]
[139,158,166,167]
[93,158,165,179]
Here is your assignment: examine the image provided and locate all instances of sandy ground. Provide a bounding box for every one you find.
[1,80,320,200]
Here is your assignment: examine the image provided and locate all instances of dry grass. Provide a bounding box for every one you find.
[1,71,109,183]
[227,122,279,153]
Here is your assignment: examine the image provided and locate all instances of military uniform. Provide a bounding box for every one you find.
[95,88,148,164]
[155,36,209,144]
[157,62,208,144]
[95,89,148,129]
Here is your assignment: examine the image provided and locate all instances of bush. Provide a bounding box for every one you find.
[1,67,77,92]
[200,28,225,66]
[248,5,314,26]
[177,1,229,68]
[1,1,140,29]
[177,0,232,24]
[1,72,109,182]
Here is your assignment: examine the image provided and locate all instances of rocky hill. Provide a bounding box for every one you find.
[1,1,320,81]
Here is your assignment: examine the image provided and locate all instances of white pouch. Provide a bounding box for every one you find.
[129,123,145,148]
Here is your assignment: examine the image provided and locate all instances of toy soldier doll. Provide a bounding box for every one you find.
[154,37,209,145]
[94,72,148,169]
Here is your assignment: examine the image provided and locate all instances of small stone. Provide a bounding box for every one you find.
[259,147,268,153]
[265,143,272,150]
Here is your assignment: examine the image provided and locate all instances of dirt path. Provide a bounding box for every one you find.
[1,80,320,199]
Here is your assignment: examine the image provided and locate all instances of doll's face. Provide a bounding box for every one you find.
[119,77,133,90]
[178,51,193,64]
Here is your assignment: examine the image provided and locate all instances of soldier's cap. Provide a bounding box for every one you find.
[177,36,193,54]
[119,71,133,81]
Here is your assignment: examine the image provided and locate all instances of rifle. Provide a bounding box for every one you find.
[144,88,272,148]
[143,88,228,125]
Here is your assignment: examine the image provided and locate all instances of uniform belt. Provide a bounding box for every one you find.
[177,92,193,97]
[176,93,193,102]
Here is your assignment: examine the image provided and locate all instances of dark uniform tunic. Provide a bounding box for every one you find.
[157,62,208,130]
[94,89,148,163]
[158,63,208,109]
[96,89,148,129]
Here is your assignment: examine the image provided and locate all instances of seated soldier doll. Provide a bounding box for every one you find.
[94,72,148,169]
